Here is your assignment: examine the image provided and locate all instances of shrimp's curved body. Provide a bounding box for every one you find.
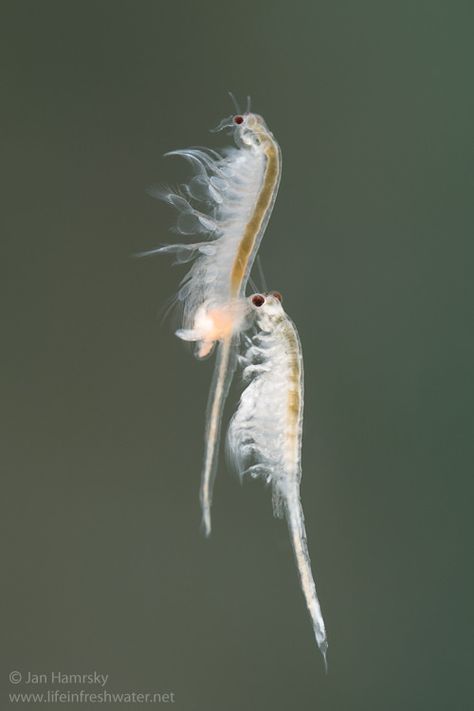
[154,110,281,535]
[227,293,328,666]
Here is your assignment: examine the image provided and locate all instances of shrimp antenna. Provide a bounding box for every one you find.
[228,91,242,115]
[246,95,252,113]
[247,274,259,293]
[256,255,268,293]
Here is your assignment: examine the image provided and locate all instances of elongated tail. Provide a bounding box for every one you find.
[200,337,237,536]
[284,485,328,669]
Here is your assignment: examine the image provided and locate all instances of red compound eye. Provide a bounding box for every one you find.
[251,294,265,307]
[234,115,244,125]
[270,291,283,302]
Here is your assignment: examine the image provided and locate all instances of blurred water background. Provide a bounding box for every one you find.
[2,2,473,709]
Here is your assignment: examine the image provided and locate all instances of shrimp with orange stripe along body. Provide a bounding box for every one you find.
[227,291,328,668]
[146,99,281,535]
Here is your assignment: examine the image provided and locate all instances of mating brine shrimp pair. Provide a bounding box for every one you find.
[143,98,327,667]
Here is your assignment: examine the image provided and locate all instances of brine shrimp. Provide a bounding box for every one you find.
[227,292,328,667]
[147,102,281,535]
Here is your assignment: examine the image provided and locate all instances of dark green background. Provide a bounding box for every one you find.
[3,2,473,709]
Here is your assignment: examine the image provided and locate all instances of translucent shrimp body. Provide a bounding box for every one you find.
[157,112,281,354]
[227,294,328,666]
[155,110,281,535]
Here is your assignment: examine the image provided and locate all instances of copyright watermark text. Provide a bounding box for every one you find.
[8,671,175,704]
